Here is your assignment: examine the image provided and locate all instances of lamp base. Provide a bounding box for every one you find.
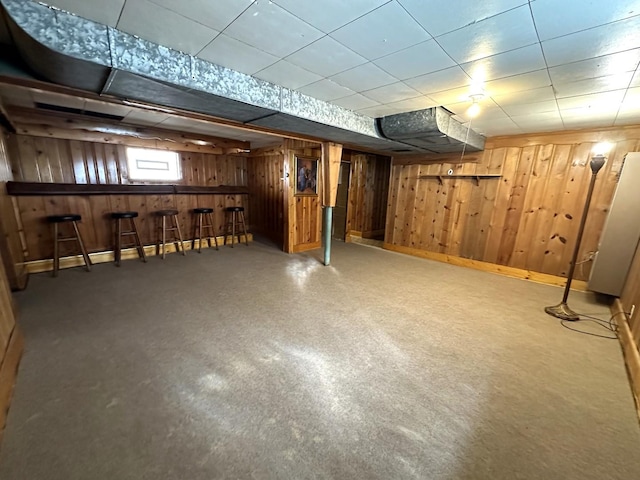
[545,302,580,321]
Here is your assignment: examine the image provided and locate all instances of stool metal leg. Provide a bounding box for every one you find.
[239,211,249,246]
[114,217,122,267]
[71,220,91,272]
[197,213,203,253]
[208,213,219,250]
[131,218,147,262]
[231,211,236,248]
[174,214,187,256]
[161,215,167,259]
[52,222,59,278]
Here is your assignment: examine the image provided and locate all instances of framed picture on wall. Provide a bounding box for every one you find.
[295,155,319,196]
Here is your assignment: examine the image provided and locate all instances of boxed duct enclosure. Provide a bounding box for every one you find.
[377,107,485,154]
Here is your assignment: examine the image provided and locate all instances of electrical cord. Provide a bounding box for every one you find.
[558,311,628,340]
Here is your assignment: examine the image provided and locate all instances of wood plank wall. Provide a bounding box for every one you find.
[0,131,28,289]
[621,243,640,354]
[346,152,390,239]
[247,146,285,247]
[283,139,322,253]
[385,127,640,281]
[7,134,249,261]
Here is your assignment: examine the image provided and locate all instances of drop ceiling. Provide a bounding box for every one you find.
[5,0,640,138]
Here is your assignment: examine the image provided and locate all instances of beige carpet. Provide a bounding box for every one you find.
[0,240,638,479]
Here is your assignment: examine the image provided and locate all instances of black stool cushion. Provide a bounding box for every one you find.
[156,209,179,216]
[111,211,139,219]
[226,206,245,212]
[47,214,81,223]
[193,208,213,214]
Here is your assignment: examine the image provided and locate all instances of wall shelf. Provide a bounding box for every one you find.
[417,174,502,185]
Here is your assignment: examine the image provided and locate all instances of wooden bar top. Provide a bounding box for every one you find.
[6,182,249,196]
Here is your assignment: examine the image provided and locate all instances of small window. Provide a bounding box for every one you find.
[126,147,181,182]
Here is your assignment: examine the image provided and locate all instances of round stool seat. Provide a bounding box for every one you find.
[156,209,179,216]
[225,206,244,212]
[48,214,81,223]
[111,211,139,219]
[193,208,213,214]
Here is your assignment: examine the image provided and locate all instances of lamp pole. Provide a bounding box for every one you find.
[545,153,607,321]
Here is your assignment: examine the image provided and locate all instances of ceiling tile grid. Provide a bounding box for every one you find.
[29,0,640,136]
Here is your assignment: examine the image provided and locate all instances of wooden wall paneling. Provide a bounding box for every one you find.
[33,137,55,183]
[127,194,151,246]
[69,140,89,184]
[389,164,409,245]
[448,160,478,256]
[509,145,553,269]
[527,144,572,275]
[496,146,535,265]
[86,195,112,253]
[16,135,41,182]
[175,194,191,243]
[103,143,120,185]
[383,160,398,243]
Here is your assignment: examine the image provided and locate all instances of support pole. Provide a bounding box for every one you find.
[323,206,333,266]
[545,154,606,321]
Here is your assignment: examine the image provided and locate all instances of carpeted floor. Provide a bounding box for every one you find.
[0,240,638,480]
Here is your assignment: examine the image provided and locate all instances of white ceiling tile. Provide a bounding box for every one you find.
[198,34,278,75]
[356,104,402,117]
[405,66,471,95]
[330,63,397,91]
[122,110,170,126]
[117,0,219,55]
[377,96,438,114]
[223,1,323,57]
[632,69,640,87]
[483,70,551,98]
[557,90,626,111]
[531,0,640,41]
[460,44,547,83]
[511,113,564,133]
[561,116,616,129]
[614,112,640,126]
[255,60,322,89]
[468,117,521,135]
[436,5,538,63]
[82,99,132,117]
[0,86,34,108]
[398,0,527,37]
[500,100,559,117]
[42,0,125,26]
[330,93,380,111]
[330,2,431,60]
[149,0,253,31]
[429,86,476,105]
[490,86,556,106]
[554,72,634,99]
[297,79,356,101]
[548,49,640,84]
[622,86,640,105]
[273,0,390,33]
[286,36,367,77]
[362,82,421,103]
[373,39,456,80]
[31,90,84,109]
[542,15,640,67]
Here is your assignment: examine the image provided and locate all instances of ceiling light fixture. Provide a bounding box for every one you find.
[467,93,484,118]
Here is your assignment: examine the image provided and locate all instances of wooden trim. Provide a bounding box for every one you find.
[292,241,321,253]
[0,326,24,444]
[393,153,480,165]
[7,182,249,196]
[172,185,249,195]
[23,234,254,273]
[612,299,640,418]
[485,124,640,149]
[382,243,589,291]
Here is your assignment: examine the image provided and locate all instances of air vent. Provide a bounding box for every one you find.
[34,102,125,121]
[392,149,413,152]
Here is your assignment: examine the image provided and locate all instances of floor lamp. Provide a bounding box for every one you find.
[545,151,607,321]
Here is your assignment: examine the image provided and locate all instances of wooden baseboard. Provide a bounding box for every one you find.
[382,243,588,291]
[292,241,321,253]
[23,234,253,274]
[0,326,24,446]
[612,299,640,418]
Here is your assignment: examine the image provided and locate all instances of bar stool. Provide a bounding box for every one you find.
[111,211,147,266]
[156,209,186,259]
[223,206,248,247]
[47,214,91,277]
[192,208,219,253]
